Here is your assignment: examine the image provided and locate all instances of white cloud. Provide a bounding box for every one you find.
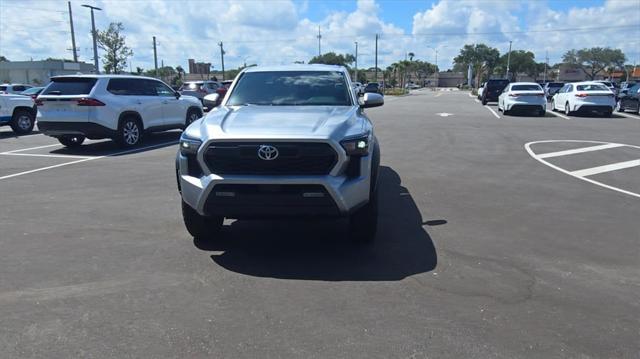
[0,0,637,76]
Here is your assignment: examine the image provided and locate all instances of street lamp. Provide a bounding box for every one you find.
[82,4,102,74]
[427,46,442,88]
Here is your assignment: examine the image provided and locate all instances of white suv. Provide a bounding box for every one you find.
[37,75,203,147]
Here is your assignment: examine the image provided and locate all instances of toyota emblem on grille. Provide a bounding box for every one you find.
[257,145,279,160]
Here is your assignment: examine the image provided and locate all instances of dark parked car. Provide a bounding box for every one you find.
[364,82,382,94]
[543,82,564,99]
[481,79,510,105]
[616,82,640,114]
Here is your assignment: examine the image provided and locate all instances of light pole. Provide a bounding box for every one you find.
[427,46,441,88]
[82,4,102,74]
[354,41,358,82]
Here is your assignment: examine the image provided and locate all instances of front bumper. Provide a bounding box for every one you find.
[177,151,372,218]
[37,121,116,139]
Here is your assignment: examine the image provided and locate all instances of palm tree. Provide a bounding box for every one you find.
[408,52,415,61]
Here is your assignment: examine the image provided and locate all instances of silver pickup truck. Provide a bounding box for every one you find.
[176,64,384,243]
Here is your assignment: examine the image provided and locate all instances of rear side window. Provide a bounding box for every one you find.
[107,78,139,95]
[206,82,218,90]
[13,85,26,92]
[43,78,97,95]
[0,86,6,91]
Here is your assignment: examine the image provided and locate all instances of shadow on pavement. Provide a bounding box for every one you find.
[194,166,439,281]
[48,131,181,157]
[0,130,41,139]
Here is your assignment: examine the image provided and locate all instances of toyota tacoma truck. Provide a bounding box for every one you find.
[0,93,36,135]
[176,65,383,242]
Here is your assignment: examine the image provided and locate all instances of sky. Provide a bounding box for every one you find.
[0,0,638,73]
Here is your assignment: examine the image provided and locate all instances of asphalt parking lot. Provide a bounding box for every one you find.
[1,90,639,358]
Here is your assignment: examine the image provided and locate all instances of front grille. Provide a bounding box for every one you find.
[204,142,338,175]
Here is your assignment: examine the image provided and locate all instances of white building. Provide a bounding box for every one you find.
[0,60,95,85]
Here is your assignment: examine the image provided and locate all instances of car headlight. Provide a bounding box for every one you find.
[180,137,202,156]
[340,133,370,156]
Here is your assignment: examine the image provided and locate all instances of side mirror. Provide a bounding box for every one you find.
[203,93,220,108]
[175,92,181,99]
[360,92,384,108]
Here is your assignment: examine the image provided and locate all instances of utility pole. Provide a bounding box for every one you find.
[219,41,226,80]
[68,2,78,62]
[317,26,322,57]
[505,40,512,80]
[82,4,102,73]
[375,33,379,83]
[435,49,438,87]
[543,50,548,83]
[354,41,358,82]
[152,36,158,78]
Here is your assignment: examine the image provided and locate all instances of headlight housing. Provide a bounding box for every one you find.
[179,137,202,156]
[340,133,370,156]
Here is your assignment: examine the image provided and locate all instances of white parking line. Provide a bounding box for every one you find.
[546,110,570,120]
[474,99,480,103]
[3,144,61,153]
[0,152,93,159]
[616,112,640,120]
[484,105,500,119]
[571,159,640,177]
[525,140,640,199]
[537,143,625,159]
[0,140,178,181]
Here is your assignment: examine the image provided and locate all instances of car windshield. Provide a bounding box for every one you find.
[512,85,542,91]
[21,87,42,95]
[548,83,564,88]
[576,84,610,91]
[226,71,352,106]
[42,78,97,95]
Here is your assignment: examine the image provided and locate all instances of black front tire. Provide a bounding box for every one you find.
[185,108,202,128]
[182,200,223,239]
[481,97,488,105]
[349,193,378,244]
[10,109,35,135]
[58,135,85,147]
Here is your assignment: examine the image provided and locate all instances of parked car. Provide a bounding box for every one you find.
[543,82,564,99]
[615,82,640,114]
[593,80,618,96]
[550,82,615,116]
[480,79,510,105]
[178,81,221,103]
[364,82,382,94]
[0,83,33,94]
[36,75,203,148]
[405,83,421,90]
[497,82,546,116]
[0,94,37,135]
[176,65,383,243]
[477,82,485,100]
[19,86,45,99]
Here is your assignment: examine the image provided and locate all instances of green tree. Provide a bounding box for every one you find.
[309,52,355,67]
[454,44,500,87]
[495,50,537,80]
[408,52,415,61]
[96,22,133,74]
[135,67,144,75]
[0,55,8,62]
[562,47,626,80]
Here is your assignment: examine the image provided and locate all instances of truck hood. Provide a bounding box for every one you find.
[201,105,361,139]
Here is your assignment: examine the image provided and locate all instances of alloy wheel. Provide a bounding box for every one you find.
[123,121,140,145]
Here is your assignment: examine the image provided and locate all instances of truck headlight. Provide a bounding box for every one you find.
[341,134,370,156]
[180,137,202,156]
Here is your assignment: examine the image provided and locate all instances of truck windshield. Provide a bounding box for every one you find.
[227,71,352,106]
